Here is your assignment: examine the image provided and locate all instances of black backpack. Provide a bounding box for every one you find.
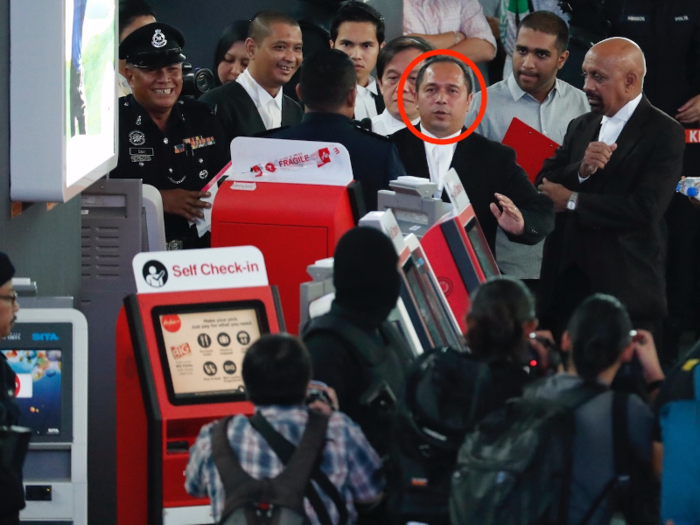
[386,347,492,525]
[211,410,347,525]
[449,382,612,525]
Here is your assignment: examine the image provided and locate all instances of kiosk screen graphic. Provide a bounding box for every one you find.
[465,217,499,279]
[153,301,268,404]
[1,350,63,436]
[402,255,463,350]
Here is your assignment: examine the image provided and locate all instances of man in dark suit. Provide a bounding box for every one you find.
[391,55,554,253]
[200,11,304,144]
[269,48,406,211]
[537,37,686,340]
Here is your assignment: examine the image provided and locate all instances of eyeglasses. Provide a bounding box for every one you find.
[0,292,18,306]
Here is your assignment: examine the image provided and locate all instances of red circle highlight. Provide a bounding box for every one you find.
[397,49,487,145]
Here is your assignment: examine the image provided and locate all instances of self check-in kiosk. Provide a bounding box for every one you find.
[360,210,467,353]
[421,170,500,332]
[115,247,284,525]
[0,308,88,525]
[299,258,425,357]
[212,138,359,335]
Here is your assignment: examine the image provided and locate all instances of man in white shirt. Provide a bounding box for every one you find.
[330,2,386,121]
[391,55,554,251]
[403,0,497,64]
[465,11,589,289]
[370,36,433,137]
[536,37,686,341]
[200,11,304,144]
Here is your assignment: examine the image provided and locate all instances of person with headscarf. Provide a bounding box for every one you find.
[213,20,250,86]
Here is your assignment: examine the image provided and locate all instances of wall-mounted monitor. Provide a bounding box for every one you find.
[151,301,269,405]
[11,0,118,202]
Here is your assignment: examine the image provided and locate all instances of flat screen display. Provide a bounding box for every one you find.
[1,350,62,437]
[153,302,269,405]
[65,0,117,187]
[402,253,464,351]
[465,218,499,279]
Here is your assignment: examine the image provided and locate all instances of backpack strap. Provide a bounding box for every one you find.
[211,417,255,496]
[303,314,386,366]
[574,391,630,525]
[250,411,349,525]
[556,380,609,411]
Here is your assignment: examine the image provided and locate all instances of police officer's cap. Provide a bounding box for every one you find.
[119,23,186,69]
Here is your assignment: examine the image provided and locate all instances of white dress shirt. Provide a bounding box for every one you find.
[236,68,283,130]
[421,127,460,198]
[579,93,643,183]
[354,77,380,120]
[370,109,420,137]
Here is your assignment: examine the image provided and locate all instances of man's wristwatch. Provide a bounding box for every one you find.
[566,192,579,211]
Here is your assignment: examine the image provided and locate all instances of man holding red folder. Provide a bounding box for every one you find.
[465,11,588,290]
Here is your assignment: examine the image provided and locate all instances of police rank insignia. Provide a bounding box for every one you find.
[199,170,208,179]
[152,29,167,48]
[129,130,146,146]
[174,136,216,154]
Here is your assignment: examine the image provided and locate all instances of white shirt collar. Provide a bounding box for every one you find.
[506,73,560,103]
[371,109,419,136]
[601,93,643,126]
[421,126,461,197]
[357,76,378,97]
[237,68,283,111]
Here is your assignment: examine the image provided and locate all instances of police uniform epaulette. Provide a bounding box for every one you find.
[352,122,392,141]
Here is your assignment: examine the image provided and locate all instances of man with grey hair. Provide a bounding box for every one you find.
[536,37,685,342]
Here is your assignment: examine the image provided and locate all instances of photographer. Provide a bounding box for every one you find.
[465,276,556,415]
[531,294,661,524]
[185,333,384,525]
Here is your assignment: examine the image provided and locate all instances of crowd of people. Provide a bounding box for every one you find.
[4,0,697,523]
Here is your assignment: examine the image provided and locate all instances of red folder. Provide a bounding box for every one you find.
[502,117,560,184]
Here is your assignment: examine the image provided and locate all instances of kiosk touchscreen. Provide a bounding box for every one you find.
[0,308,88,525]
[116,247,283,525]
[421,171,500,332]
[360,210,466,353]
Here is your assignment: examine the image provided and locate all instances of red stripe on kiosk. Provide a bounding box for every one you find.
[116,247,284,525]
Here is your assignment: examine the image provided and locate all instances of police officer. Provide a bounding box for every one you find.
[268,48,406,211]
[111,22,230,249]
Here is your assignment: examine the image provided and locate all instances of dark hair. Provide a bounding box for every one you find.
[518,10,570,53]
[299,49,356,111]
[567,294,632,379]
[466,277,535,361]
[415,55,473,94]
[118,0,155,40]
[330,1,385,44]
[376,36,433,80]
[249,10,300,43]
[242,333,312,406]
[213,20,250,86]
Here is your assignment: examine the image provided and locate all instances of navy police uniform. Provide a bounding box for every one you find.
[111,95,229,246]
[110,23,230,248]
[268,112,406,211]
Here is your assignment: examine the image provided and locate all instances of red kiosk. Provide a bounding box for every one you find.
[212,137,359,334]
[116,247,284,525]
[420,170,500,332]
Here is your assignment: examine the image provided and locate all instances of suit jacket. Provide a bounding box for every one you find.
[534,96,686,319]
[269,112,406,211]
[199,81,303,145]
[391,126,554,252]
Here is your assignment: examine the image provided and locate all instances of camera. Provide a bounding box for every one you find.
[527,333,562,377]
[181,63,215,98]
[306,388,333,407]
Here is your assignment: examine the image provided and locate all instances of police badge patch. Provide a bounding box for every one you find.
[129,130,146,146]
[152,29,167,48]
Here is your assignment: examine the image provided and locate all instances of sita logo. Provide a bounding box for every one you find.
[32,333,59,341]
